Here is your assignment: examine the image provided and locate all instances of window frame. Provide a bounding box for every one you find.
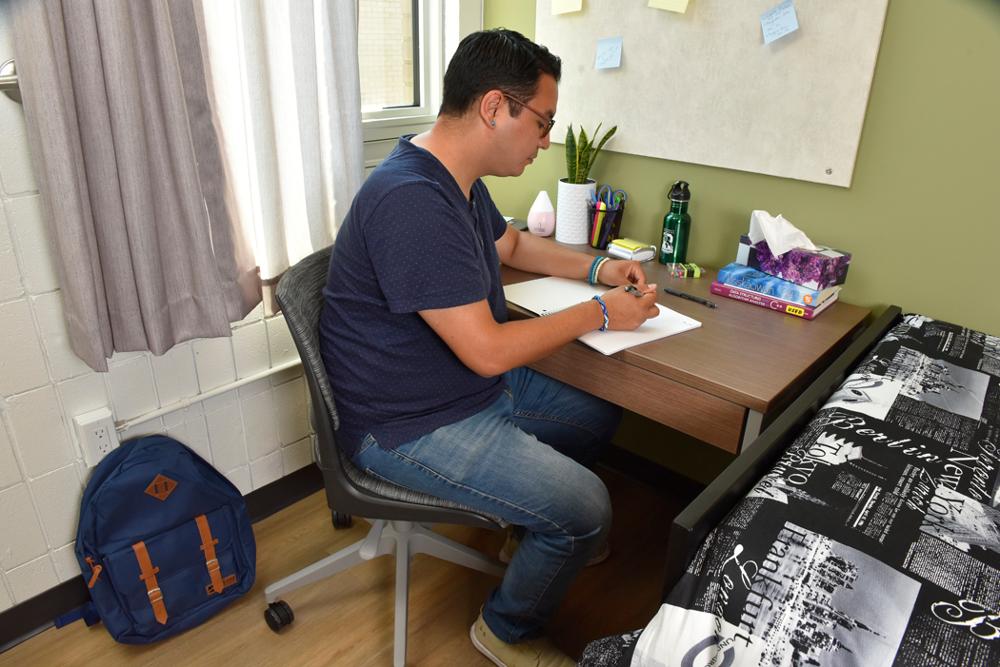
[361,0,483,155]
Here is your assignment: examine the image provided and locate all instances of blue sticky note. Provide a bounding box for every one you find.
[595,36,623,70]
[760,0,799,45]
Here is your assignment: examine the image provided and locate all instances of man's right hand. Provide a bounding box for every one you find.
[601,284,660,330]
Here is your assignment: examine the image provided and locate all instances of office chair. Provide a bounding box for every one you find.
[264,246,505,667]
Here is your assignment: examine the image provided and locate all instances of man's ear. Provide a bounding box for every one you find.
[480,90,504,128]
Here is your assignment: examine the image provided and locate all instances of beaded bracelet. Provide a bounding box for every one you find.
[591,295,609,331]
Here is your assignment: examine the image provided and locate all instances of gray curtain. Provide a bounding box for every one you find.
[11,0,261,372]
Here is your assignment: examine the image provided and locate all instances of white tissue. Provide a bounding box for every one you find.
[747,210,817,257]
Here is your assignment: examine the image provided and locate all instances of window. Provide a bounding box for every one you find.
[358,0,482,169]
[358,0,418,113]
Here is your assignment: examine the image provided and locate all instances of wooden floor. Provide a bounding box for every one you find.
[0,466,699,666]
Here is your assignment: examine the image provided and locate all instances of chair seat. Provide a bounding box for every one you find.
[336,446,505,525]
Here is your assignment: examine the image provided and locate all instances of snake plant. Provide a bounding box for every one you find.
[564,123,617,184]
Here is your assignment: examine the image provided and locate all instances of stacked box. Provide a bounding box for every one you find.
[735,235,850,291]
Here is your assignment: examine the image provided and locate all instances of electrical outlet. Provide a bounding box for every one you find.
[74,407,119,468]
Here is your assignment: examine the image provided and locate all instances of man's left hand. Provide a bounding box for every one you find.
[598,259,648,288]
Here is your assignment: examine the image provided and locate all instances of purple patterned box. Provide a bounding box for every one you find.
[735,235,850,290]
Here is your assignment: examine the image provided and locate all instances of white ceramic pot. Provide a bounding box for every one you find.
[555,179,596,245]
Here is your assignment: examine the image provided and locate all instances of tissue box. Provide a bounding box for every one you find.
[736,235,850,290]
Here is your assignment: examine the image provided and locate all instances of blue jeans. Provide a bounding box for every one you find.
[352,366,620,642]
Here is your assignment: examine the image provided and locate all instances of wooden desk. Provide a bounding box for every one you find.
[502,249,869,454]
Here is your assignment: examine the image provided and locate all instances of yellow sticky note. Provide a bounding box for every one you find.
[552,0,583,16]
[648,0,689,13]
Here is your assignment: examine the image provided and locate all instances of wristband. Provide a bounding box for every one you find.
[591,295,609,331]
[594,257,609,285]
[587,256,603,285]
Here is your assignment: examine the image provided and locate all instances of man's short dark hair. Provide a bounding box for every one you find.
[439,29,561,118]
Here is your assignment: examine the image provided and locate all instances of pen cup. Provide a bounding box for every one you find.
[587,203,625,250]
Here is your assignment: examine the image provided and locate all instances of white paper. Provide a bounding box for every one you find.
[747,209,817,257]
[503,277,701,356]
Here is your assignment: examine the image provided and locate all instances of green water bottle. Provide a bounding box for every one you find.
[659,180,691,264]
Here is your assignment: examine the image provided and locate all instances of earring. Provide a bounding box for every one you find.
[490,120,496,127]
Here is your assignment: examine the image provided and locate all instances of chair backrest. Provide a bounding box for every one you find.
[275,246,500,528]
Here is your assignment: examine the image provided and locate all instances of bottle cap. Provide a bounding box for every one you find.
[668,180,691,202]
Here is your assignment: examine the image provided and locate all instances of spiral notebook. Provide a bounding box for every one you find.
[503,277,701,355]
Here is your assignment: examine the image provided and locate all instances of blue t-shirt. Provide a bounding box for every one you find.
[319,136,509,457]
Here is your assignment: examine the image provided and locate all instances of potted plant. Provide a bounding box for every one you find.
[556,123,617,244]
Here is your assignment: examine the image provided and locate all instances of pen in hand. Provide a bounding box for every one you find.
[663,286,717,309]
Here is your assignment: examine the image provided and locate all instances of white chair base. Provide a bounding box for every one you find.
[264,520,505,667]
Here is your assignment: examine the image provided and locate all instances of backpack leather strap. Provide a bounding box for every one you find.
[132,541,167,625]
[84,556,103,589]
[195,515,226,595]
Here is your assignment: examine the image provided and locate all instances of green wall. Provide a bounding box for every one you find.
[484,0,1000,482]
[485,0,1000,336]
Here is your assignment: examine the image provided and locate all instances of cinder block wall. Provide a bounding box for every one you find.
[0,8,314,611]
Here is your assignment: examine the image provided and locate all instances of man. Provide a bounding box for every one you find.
[320,29,658,666]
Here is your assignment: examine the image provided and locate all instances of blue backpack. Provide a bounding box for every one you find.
[74,435,256,643]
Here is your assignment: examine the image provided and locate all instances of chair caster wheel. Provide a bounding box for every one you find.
[332,511,353,529]
[265,600,294,633]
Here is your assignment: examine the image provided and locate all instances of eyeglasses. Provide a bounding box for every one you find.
[502,92,556,138]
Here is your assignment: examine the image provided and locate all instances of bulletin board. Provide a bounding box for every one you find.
[535,0,889,188]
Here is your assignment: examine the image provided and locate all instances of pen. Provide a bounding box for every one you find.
[663,286,717,309]
[624,285,644,297]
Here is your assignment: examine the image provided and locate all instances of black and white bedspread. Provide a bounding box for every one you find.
[584,315,1000,666]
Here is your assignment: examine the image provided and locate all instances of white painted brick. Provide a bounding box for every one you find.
[232,320,269,380]
[74,460,90,486]
[0,423,23,489]
[150,342,198,407]
[0,77,39,196]
[108,355,158,421]
[51,543,80,583]
[282,437,313,473]
[193,337,236,391]
[108,350,146,364]
[7,555,59,604]
[0,298,48,397]
[7,385,74,478]
[269,366,303,387]
[166,411,211,464]
[31,291,91,381]
[266,314,298,366]
[56,373,110,422]
[237,377,270,399]
[225,465,252,496]
[242,389,278,461]
[205,399,246,473]
[234,301,264,328]
[202,388,236,414]
[28,464,81,547]
[119,419,160,444]
[162,403,203,429]
[0,484,48,569]
[3,196,58,294]
[273,377,310,445]
[249,450,282,490]
[0,207,24,300]
[0,575,12,612]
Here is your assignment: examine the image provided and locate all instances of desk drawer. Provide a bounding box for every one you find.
[530,342,745,453]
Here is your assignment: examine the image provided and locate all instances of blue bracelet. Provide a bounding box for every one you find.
[591,295,609,331]
[588,256,604,285]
